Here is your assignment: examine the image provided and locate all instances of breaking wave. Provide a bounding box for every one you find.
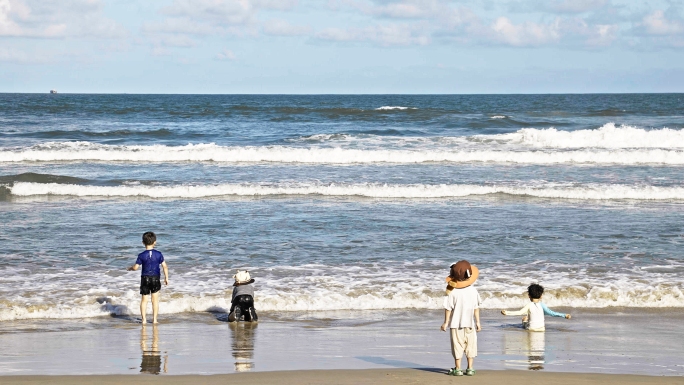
[495,123,684,149]
[2,125,683,165]
[2,143,684,166]
[1,263,682,321]
[9,181,684,200]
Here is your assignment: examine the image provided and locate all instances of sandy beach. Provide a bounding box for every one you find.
[2,370,682,385]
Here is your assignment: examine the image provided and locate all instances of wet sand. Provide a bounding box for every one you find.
[1,370,682,385]
[0,309,682,376]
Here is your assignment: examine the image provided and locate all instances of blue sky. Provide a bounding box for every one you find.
[1,0,684,93]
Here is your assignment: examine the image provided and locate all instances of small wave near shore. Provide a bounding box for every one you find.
[1,275,682,321]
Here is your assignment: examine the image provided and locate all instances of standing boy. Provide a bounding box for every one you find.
[127,232,169,324]
[440,260,481,376]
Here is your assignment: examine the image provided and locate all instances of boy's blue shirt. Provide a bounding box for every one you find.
[135,249,164,276]
[540,302,565,318]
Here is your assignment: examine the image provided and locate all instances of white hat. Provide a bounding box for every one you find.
[233,270,254,285]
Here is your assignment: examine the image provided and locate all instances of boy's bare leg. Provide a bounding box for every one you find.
[140,295,149,324]
[467,357,474,369]
[151,292,160,324]
[455,358,461,369]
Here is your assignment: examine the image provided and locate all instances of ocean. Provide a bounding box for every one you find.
[1,93,683,324]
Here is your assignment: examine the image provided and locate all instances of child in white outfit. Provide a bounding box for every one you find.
[440,260,481,377]
[501,283,571,331]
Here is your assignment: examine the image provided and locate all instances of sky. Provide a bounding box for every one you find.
[1,0,684,94]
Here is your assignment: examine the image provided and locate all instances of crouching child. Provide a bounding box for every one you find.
[229,270,258,322]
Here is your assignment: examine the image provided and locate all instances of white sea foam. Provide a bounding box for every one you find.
[9,181,684,200]
[375,106,415,110]
[494,123,684,149]
[1,262,682,321]
[490,115,507,119]
[2,140,684,165]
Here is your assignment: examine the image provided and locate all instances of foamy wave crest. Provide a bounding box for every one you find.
[2,282,682,321]
[10,182,684,200]
[2,260,683,321]
[3,141,684,165]
[375,106,415,110]
[494,123,684,149]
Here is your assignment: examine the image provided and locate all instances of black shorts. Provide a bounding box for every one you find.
[140,275,161,295]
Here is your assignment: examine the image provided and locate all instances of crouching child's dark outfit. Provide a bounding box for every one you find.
[229,279,258,322]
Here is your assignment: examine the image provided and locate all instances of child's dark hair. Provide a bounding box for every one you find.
[528,283,544,299]
[142,231,156,246]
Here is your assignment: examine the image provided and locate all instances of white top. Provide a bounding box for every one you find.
[442,285,481,329]
[507,302,545,331]
[505,301,567,331]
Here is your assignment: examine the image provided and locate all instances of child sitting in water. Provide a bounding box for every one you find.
[229,270,258,322]
[501,283,571,331]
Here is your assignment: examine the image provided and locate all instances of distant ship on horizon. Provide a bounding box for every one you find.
[50,90,57,94]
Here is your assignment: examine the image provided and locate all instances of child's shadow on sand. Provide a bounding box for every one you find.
[356,356,445,374]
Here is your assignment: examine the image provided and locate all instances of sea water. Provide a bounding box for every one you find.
[1,94,683,322]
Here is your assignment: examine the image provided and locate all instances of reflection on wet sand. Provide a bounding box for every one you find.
[503,330,546,371]
[140,325,168,375]
[229,322,257,372]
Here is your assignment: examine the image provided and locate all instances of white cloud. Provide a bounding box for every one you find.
[262,19,310,36]
[160,0,256,26]
[489,17,561,46]
[0,0,23,36]
[156,34,198,48]
[144,0,285,51]
[324,0,621,49]
[0,47,25,62]
[0,0,127,39]
[143,18,232,37]
[215,48,236,60]
[337,0,467,24]
[369,0,448,19]
[535,0,610,14]
[316,23,430,46]
[642,10,684,36]
[253,0,298,11]
[584,24,619,46]
[463,15,620,48]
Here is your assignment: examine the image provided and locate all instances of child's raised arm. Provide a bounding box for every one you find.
[541,303,570,319]
[501,303,531,316]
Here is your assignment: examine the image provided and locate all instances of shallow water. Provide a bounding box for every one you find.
[0,309,682,376]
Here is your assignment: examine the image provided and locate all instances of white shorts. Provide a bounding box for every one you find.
[450,327,477,359]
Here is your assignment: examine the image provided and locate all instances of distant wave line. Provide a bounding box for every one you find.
[9,182,684,200]
[2,143,684,165]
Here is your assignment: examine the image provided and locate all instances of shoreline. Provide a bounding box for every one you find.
[1,369,682,384]
[1,309,682,376]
